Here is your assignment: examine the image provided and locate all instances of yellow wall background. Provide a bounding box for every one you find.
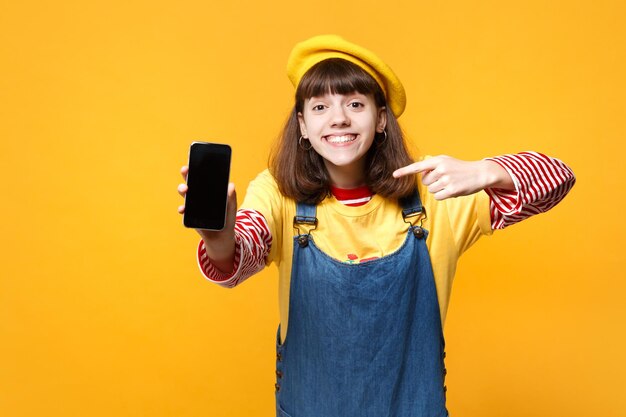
[1,1,624,416]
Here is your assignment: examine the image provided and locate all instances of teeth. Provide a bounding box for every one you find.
[326,135,356,143]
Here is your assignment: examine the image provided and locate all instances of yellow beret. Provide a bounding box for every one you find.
[287,34,406,118]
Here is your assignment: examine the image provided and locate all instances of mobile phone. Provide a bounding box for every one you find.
[183,142,232,230]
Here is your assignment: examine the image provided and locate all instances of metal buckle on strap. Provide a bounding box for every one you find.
[402,208,427,239]
[293,216,318,247]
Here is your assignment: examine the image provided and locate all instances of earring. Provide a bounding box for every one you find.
[299,136,312,151]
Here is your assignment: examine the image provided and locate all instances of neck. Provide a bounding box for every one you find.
[325,161,366,189]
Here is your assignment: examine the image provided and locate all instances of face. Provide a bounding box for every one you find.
[297,92,386,187]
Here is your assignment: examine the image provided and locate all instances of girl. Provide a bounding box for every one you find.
[177,35,575,417]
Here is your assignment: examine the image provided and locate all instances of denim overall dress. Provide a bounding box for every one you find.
[275,190,448,417]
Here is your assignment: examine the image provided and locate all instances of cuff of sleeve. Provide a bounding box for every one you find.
[483,156,525,215]
[196,239,242,285]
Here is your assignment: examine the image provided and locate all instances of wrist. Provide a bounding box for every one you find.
[481,160,515,190]
[201,232,236,264]
[203,242,236,275]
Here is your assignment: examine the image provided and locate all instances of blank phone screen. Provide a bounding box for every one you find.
[183,142,231,230]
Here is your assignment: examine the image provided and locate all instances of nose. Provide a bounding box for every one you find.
[330,105,350,127]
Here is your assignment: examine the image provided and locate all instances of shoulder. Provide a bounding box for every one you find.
[250,168,279,188]
[241,169,296,225]
[243,169,284,203]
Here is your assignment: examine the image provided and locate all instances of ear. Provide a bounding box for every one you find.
[297,112,308,138]
[376,106,387,133]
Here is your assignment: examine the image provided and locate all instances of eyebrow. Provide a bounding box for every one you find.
[308,92,367,101]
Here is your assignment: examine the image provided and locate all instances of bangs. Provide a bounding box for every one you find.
[295,58,386,109]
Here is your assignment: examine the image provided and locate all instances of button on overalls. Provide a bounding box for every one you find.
[275,191,448,417]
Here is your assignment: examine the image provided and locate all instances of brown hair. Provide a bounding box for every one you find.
[269,58,416,204]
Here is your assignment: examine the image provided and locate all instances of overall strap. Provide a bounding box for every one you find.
[293,201,318,247]
[399,188,423,216]
[295,201,317,221]
[399,188,427,239]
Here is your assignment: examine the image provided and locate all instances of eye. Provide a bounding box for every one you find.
[349,102,364,108]
[312,104,326,111]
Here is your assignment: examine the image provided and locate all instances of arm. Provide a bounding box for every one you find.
[178,166,272,288]
[197,209,272,288]
[179,165,276,288]
[392,152,575,229]
[484,152,576,229]
[178,168,238,273]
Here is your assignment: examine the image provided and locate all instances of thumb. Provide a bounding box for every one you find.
[225,182,237,225]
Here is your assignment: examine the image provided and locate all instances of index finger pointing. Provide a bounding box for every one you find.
[393,160,435,178]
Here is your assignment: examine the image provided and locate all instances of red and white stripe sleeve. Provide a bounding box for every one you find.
[484,151,575,230]
[197,208,272,288]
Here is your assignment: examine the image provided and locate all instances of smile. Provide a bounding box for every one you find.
[324,134,357,144]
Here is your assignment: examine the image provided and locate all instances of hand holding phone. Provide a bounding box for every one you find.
[178,142,237,273]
